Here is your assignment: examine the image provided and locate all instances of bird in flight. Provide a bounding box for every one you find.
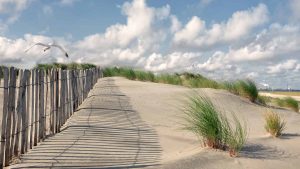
[25,42,69,58]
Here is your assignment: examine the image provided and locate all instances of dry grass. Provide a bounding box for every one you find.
[269,91,300,97]
[264,110,286,137]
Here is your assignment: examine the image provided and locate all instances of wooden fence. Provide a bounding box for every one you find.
[0,67,102,167]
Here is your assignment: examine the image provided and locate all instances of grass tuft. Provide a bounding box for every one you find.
[274,97,299,112]
[226,114,247,157]
[183,94,247,157]
[264,110,286,137]
[284,97,299,112]
[236,80,258,102]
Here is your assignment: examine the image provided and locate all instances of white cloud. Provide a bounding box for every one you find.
[145,52,200,72]
[195,23,300,74]
[170,15,181,33]
[267,59,300,74]
[173,4,268,50]
[75,0,170,66]
[0,34,69,68]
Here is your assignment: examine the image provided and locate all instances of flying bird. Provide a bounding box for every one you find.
[25,42,69,58]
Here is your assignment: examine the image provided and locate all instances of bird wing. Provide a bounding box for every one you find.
[25,43,50,52]
[51,44,69,58]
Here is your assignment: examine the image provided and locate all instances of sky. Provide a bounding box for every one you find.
[0,0,299,89]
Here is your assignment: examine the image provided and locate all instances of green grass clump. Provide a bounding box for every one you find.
[183,94,247,157]
[103,67,155,82]
[35,63,96,70]
[264,110,286,137]
[222,81,239,95]
[183,94,227,149]
[284,97,299,112]
[236,80,258,102]
[275,98,285,107]
[155,74,182,85]
[257,95,272,105]
[226,114,247,157]
[274,97,299,112]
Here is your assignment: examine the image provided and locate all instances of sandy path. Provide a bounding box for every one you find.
[9,78,161,169]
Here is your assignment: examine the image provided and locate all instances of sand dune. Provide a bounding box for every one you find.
[114,77,300,169]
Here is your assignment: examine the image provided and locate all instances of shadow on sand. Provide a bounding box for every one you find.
[12,78,162,169]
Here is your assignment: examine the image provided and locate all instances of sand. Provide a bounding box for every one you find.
[6,77,300,169]
[114,77,300,169]
[260,92,300,102]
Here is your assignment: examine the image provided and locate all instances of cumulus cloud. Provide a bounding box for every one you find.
[173,3,268,50]
[75,0,170,66]
[267,59,300,74]
[0,34,70,68]
[145,52,200,72]
[195,23,300,73]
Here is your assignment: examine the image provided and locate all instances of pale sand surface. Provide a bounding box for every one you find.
[8,77,300,169]
[115,77,300,168]
[260,92,300,102]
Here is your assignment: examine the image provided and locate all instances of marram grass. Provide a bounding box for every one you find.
[284,97,299,112]
[183,94,247,157]
[264,110,286,137]
[236,80,258,102]
[103,67,260,103]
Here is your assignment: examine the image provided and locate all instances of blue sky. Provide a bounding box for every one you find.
[0,0,300,89]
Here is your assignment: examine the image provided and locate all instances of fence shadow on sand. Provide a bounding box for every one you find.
[11,78,162,169]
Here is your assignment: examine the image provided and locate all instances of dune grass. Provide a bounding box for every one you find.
[274,97,299,112]
[103,67,260,103]
[155,74,182,85]
[222,81,239,95]
[257,95,272,105]
[264,110,286,137]
[284,97,299,112]
[235,80,258,102]
[225,114,247,157]
[36,63,96,70]
[183,94,247,157]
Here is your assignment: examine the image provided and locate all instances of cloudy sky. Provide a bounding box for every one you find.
[0,0,299,89]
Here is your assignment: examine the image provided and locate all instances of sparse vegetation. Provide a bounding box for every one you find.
[155,74,182,85]
[257,95,272,105]
[103,67,261,103]
[222,81,239,95]
[183,94,247,157]
[264,110,286,137]
[236,80,258,102]
[35,63,96,70]
[226,114,247,157]
[284,97,299,112]
[274,97,299,112]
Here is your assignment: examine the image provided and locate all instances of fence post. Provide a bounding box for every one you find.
[0,67,9,167]
[20,70,29,154]
[13,69,22,157]
[7,68,17,163]
[34,69,39,146]
[29,70,34,149]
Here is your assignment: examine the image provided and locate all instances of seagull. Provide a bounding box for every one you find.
[25,42,69,58]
